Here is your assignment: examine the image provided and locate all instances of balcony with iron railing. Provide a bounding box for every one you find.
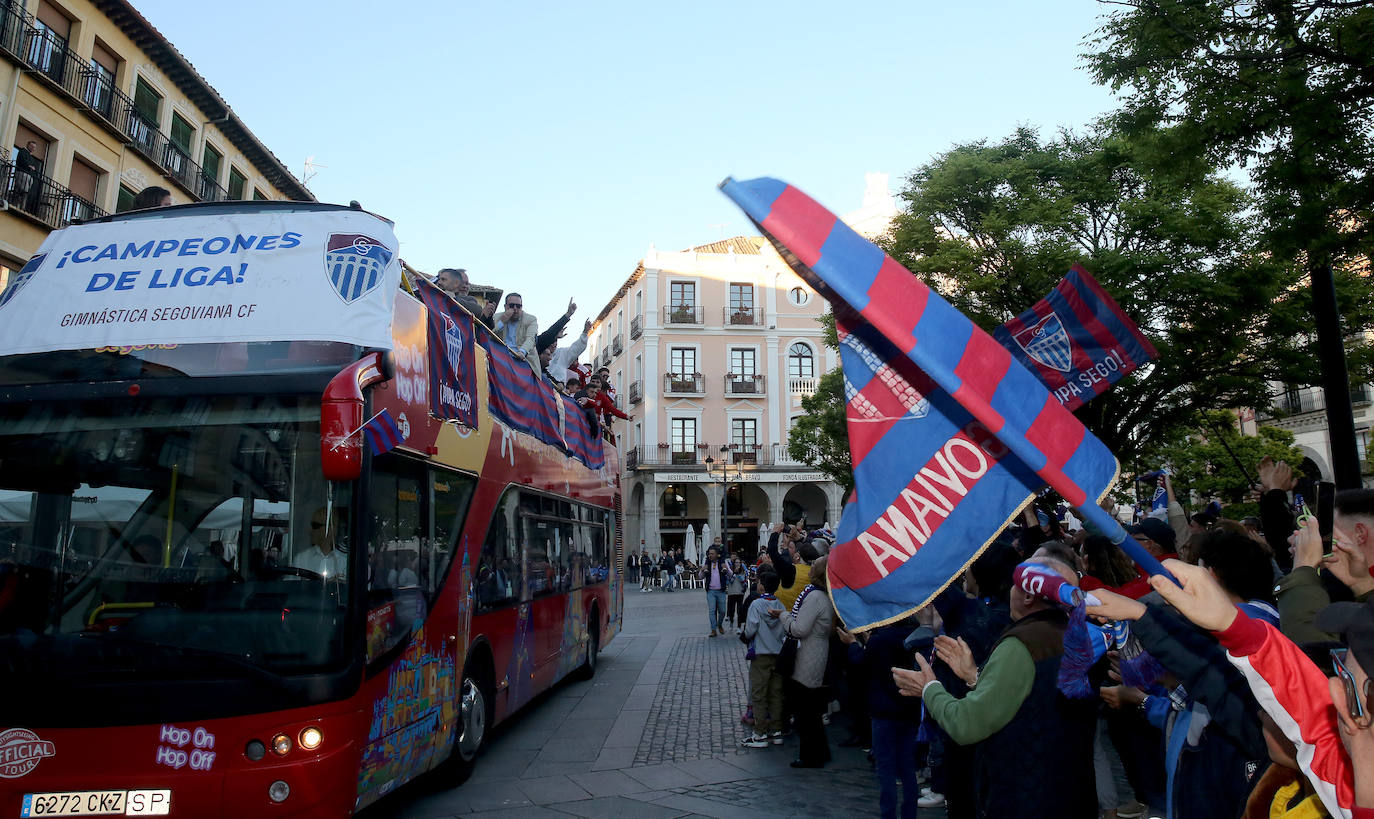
[623,443,814,471]
[628,380,643,405]
[612,334,624,355]
[598,348,611,367]
[630,314,643,339]
[663,304,705,326]
[631,445,705,466]
[663,372,705,395]
[724,374,765,396]
[724,306,762,327]
[2,160,107,229]
[0,6,228,203]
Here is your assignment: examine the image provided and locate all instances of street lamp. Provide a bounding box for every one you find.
[704,446,739,554]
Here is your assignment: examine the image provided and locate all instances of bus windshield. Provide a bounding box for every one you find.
[0,394,353,681]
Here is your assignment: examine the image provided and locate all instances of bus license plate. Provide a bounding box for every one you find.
[20,790,170,816]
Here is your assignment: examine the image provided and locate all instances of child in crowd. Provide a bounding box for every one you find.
[741,568,786,748]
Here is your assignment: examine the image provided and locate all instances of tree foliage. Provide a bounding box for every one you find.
[1085,0,1374,417]
[1150,411,1305,504]
[786,367,852,493]
[881,123,1327,462]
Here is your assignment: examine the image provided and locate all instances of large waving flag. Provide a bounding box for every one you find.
[720,177,1167,631]
[994,265,1158,412]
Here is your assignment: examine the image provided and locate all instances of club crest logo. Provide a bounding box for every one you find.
[324,234,391,304]
[0,728,55,778]
[1013,312,1073,373]
[0,253,45,311]
[444,316,464,374]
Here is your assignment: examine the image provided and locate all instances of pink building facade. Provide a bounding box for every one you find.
[588,236,843,559]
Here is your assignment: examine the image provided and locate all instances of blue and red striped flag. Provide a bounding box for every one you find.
[363,409,405,456]
[994,265,1158,412]
[719,177,1167,630]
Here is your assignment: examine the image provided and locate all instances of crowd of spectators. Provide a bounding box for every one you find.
[704,466,1374,819]
[431,269,629,443]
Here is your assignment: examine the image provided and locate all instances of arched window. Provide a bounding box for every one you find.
[660,484,687,518]
[788,343,815,378]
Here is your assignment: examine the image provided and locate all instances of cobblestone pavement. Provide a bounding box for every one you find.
[365,586,947,818]
[633,634,751,765]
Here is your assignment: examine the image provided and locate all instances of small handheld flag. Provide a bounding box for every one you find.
[362,409,404,456]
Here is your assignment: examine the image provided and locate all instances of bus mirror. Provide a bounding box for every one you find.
[320,351,394,481]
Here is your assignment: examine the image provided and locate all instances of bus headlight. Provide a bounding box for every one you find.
[298,727,322,751]
[271,733,292,756]
[268,780,290,803]
[244,739,266,761]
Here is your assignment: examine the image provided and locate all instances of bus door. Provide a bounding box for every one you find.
[519,511,565,676]
[358,457,474,800]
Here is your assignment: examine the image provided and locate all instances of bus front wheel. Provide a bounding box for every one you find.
[451,664,491,783]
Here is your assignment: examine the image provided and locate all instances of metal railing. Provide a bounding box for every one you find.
[663,305,704,325]
[624,444,812,469]
[628,380,643,404]
[724,306,762,326]
[2,160,107,229]
[612,334,623,355]
[630,314,643,339]
[725,374,765,395]
[631,447,704,467]
[0,4,228,203]
[664,373,705,395]
[599,348,612,367]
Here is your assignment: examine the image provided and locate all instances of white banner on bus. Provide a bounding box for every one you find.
[0,208,402,356]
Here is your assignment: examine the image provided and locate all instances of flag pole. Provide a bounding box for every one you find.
[332,409,387,451]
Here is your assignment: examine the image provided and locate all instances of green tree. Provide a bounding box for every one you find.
[1086,0,1374,486]
[1151,411,1305,505]
[883,123,1311,463]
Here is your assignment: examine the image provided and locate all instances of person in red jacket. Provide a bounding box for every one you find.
[1144,559,1374,819]
[589,373,629,441]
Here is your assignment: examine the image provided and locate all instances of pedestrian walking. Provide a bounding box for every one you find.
[699,547,733,636]
[726,554,747,627]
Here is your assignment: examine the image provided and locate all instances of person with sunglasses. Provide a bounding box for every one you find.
[492,293,540,373]
[293,507,347,580]
[1146,559,1374,818]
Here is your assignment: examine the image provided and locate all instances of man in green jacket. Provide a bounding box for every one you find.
[892,556,1098,819]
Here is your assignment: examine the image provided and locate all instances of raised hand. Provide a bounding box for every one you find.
[892,653,938,698]
[1323,530,1374,596]
[1289,516,1324,569]
[1085,588,1147,623]
[934,635,977,687]
[565,297,577,318]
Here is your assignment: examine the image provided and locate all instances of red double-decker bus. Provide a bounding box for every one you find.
[0,201,622,816]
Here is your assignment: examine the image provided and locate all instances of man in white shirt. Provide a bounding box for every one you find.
[294,507,347,580]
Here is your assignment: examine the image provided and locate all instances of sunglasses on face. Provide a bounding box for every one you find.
[311,521,326,530]
[1331,647,1372,722]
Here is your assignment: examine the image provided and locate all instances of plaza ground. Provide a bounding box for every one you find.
[363,584,946,818]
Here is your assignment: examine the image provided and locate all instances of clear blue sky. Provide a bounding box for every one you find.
[135,0,1121,326]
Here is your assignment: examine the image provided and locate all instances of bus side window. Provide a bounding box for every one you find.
[476,489,517,612]
[431,469,475,601]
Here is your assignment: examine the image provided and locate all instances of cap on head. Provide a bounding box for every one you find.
[1128,517,1176,549]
